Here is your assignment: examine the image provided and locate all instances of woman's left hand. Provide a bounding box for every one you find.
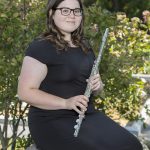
[86,73,103,92]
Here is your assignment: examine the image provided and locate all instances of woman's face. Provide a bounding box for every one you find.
[52,0,82,35]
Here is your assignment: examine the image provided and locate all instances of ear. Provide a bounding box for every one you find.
[49,9,55,20]
[49,9,52,16]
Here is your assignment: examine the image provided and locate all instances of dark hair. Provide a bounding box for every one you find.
[41,0,90,52]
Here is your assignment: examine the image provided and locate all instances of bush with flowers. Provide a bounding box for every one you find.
[84,3,150,121]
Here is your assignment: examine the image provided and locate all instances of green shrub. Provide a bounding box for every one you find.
[84,3,150,120]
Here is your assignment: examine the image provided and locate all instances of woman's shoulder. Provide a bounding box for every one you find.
[25,37,55,64]
[28,37,54,50]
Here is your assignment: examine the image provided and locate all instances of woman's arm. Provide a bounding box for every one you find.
[18,56,66,110]
[18,56,88,114]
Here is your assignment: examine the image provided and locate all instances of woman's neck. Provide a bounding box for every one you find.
[63,32,78,47]
[64,33,71,42]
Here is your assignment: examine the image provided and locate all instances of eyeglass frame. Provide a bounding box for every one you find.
[53,7,83,16]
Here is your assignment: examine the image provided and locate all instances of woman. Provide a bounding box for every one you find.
[18,0,143,149]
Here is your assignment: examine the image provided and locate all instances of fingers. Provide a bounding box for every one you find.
[78,95,89,106]
[90,74,100,83]
[86,74,102,91]
[76,101,87,111]
[74,106,86,115]
[81,95,89,102]
[67,95,89,115]
[74,102,87,115]
[92,82,101,91]
[74,95,88,114]
[87,74,100,84]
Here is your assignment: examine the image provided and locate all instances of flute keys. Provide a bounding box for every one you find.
[74,125,78,129]
[76,119,79,123]
[79,114,83,117]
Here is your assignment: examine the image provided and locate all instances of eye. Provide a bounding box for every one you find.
[74,8,82,15]
[74,9,81,13]
[62,8,70,14]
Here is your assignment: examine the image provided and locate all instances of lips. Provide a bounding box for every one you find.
[66,21,75,24]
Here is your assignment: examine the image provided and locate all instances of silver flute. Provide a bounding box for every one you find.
[74,28,109,137]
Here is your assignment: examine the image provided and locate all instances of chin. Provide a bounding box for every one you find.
[62,27,78,33]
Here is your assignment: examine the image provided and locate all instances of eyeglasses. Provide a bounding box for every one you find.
[54,7,82,16]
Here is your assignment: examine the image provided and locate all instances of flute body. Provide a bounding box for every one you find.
[73,28,109,137]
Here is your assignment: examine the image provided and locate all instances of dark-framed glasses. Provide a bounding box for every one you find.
[54,7,82,16]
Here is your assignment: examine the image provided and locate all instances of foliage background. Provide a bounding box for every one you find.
[0,0,150,149]
[84,0,150,18]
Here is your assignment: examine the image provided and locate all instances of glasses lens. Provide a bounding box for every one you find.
[61,8,70,16]
[74,8,82,16]
[59,8,82,16]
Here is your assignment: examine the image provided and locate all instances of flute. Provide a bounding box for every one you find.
[73,28,109,137]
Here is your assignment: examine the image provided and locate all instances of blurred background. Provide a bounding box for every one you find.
[0,0,150,149]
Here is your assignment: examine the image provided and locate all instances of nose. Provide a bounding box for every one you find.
[69,10,75,18]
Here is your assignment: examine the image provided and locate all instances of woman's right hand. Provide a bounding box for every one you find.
[65,95,89,114]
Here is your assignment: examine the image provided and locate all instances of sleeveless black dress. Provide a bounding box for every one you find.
[25,39,143,150]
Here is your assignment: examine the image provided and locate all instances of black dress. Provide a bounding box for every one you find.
[25,39,143,150]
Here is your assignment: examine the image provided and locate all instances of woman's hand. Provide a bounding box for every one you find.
[86,73,103,93]
[65,95,89,114]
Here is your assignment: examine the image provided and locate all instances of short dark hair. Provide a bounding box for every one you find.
[41,0,90,52]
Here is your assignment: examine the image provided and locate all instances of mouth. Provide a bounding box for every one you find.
[66,21,75,24]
